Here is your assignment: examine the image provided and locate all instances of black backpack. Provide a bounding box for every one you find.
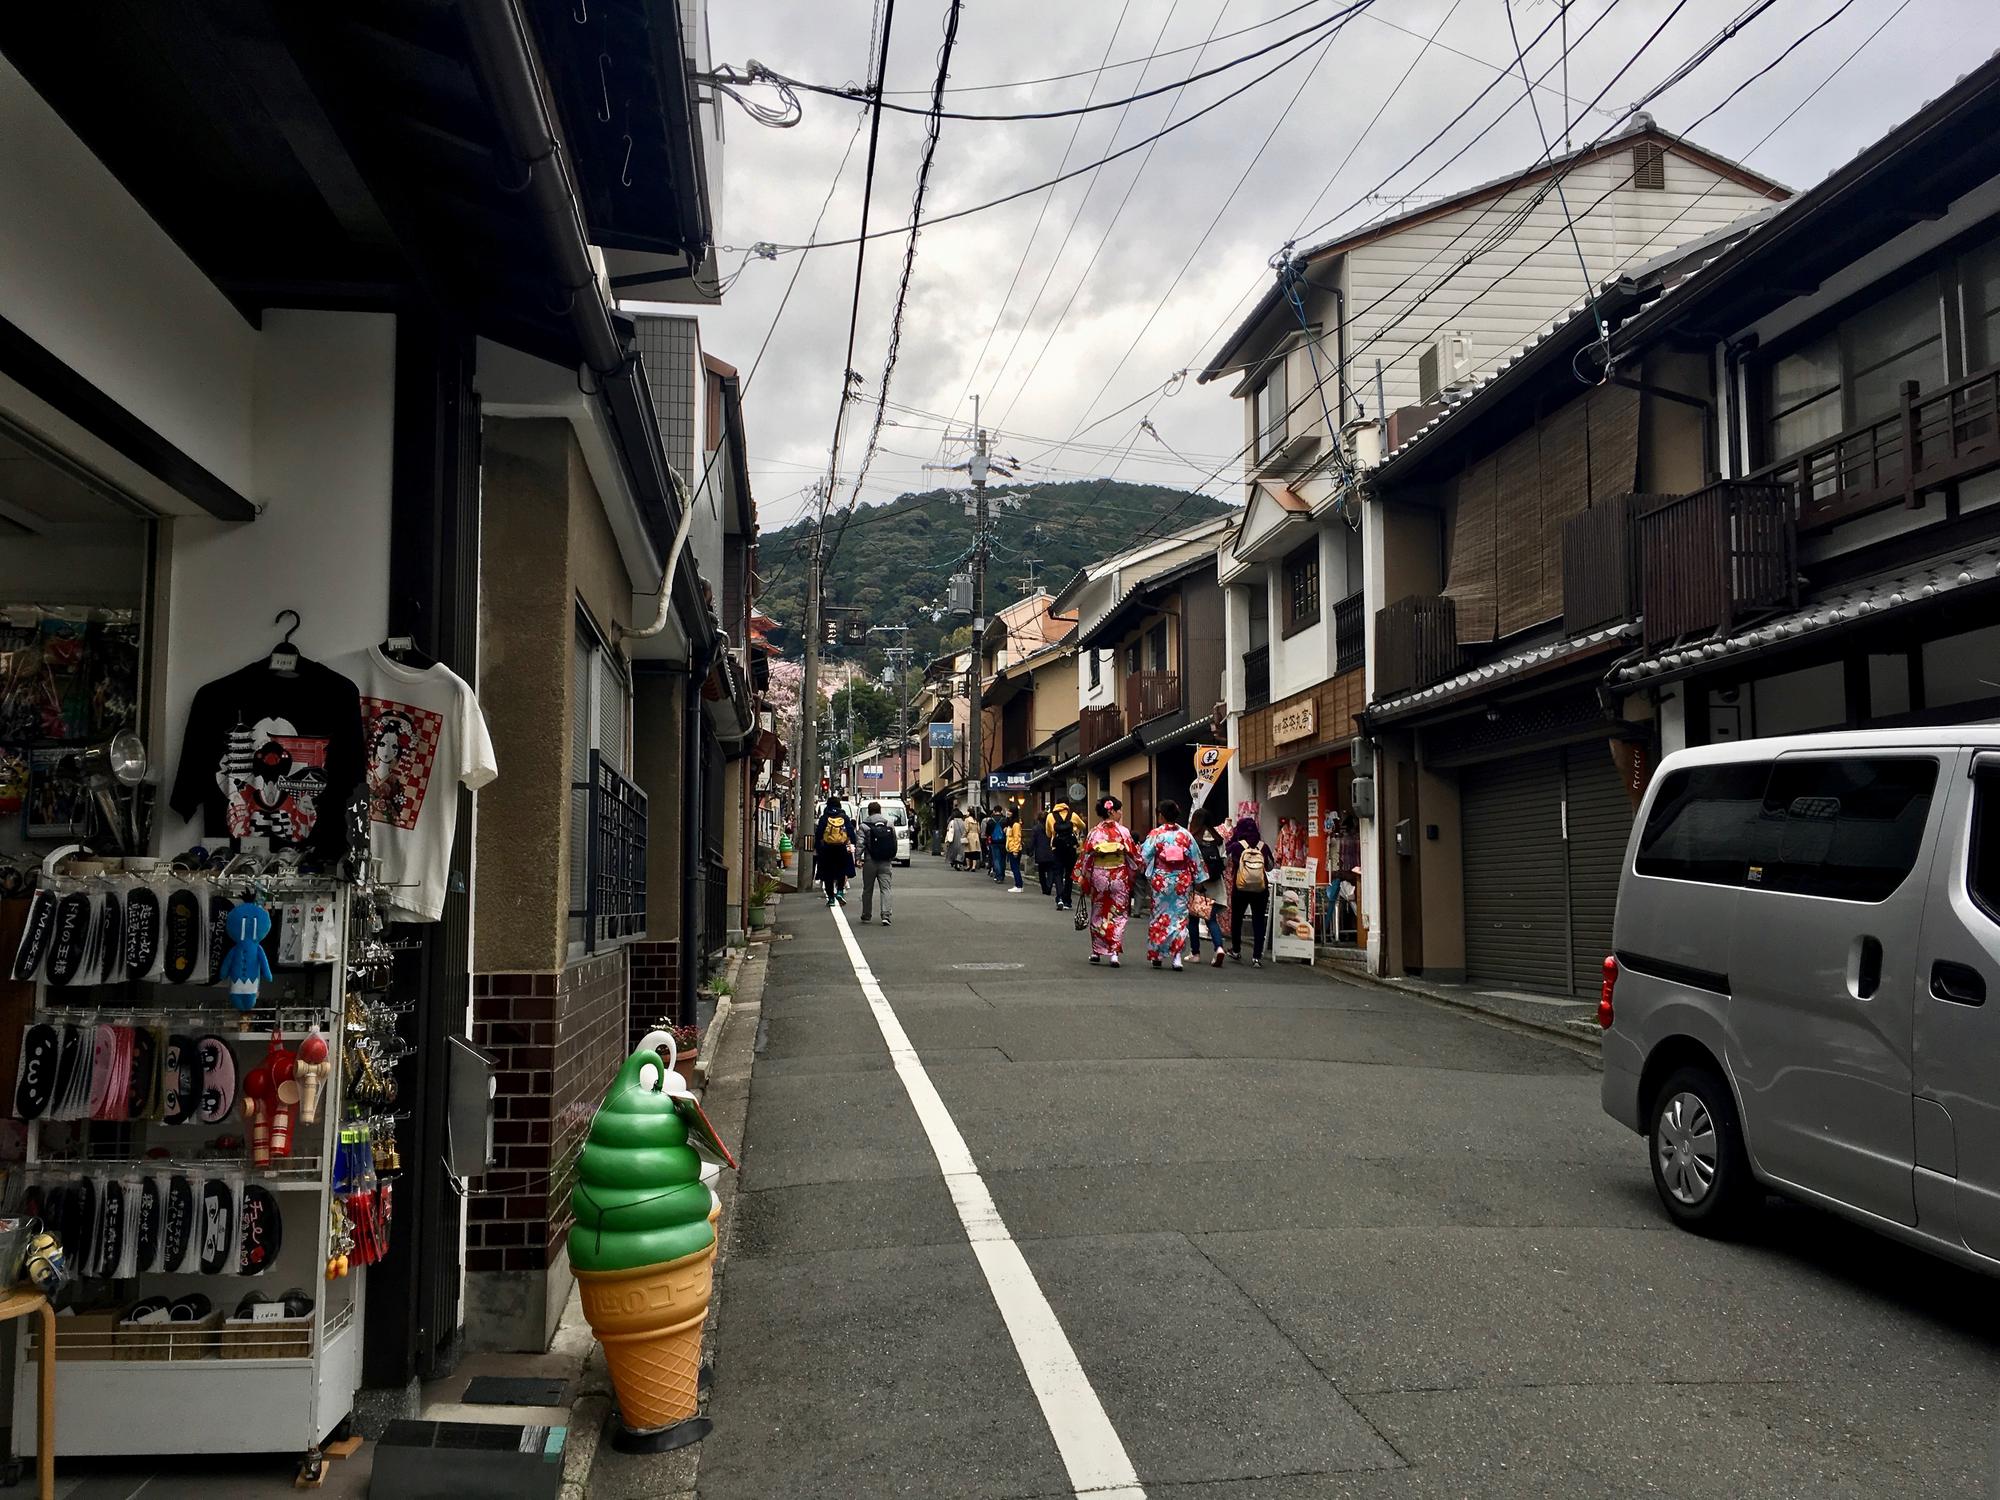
[866,818,898,862]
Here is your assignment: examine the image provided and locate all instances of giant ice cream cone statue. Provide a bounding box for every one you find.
[569,1035,717,1434]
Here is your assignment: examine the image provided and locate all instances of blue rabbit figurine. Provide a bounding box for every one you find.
[221,900,274,1011]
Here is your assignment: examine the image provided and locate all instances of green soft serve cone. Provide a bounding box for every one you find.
[568,1047,716,1273]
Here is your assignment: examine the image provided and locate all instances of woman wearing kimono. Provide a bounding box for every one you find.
[1073,796,1141,966]
[1139,800,1199,970]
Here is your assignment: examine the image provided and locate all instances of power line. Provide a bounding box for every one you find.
[977,0,1201,425]
[823,0,967,574]
[758,14,1356,254]
[761,0,1370,122]
[943,0,1135,444]
[1505,0,1610,349]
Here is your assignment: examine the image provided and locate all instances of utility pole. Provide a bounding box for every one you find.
[967,394,990,809]
[794,483,826,884]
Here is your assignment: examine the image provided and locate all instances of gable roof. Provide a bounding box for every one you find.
[1198,120,1786,383]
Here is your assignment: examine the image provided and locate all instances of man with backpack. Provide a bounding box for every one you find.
[1045,799,1084,911]
[1225,814,1277,967]
[814,796,857,906]
[858,800,899,926]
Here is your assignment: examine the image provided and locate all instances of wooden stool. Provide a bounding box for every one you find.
[0,1289,54,1499]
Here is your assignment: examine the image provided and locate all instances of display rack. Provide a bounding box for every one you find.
[10,884,368,1464]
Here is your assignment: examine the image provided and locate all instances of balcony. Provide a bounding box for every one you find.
[1243,646,1270,710]
[1636,480,1795,647]
[1373,595,1462,698]
[1080,704,1125,758]
[1749,366,2000,533]
[1123,670,1182,728]
[1333,589,1365,676]
[574,750,648,952]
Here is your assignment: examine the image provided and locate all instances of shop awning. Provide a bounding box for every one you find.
[1609,546,2000,688]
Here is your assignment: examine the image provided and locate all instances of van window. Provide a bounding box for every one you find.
[1968,767,2000,923]
[1751,757,1938,902]
[1635,763,1772,885]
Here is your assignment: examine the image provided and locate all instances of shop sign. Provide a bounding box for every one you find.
[929,723,956,747]
[1266,764,1298,798]
[862,765,885,779]
[986,771,1032,791]
[1271,696,1317,746]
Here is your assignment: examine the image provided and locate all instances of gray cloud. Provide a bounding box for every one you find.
[698,0,1995,529]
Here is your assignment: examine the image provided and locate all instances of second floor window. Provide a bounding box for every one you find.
[1255,360,1288,462]
[1088,650,1101,688]
[1282,541,1320,637]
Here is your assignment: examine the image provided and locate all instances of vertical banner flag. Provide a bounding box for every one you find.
[1189,745,1235,812]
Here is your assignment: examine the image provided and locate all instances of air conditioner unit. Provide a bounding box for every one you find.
[1418,333,1474,403]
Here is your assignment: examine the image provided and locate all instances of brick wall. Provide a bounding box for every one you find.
[467,949,629,1272]
[627,939,681,1052]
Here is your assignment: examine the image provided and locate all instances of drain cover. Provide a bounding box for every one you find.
[951,962,1024,971]
[464,1376,570,1407]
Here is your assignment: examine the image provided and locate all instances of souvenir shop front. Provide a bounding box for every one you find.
[1238,672,1368,950]
[0,306,492,1472]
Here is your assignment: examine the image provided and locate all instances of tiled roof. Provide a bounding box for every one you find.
[1371,622,1640,720]
[1611,547,2000,686]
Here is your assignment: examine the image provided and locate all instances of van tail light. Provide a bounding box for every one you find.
[1598,956,1618,1030]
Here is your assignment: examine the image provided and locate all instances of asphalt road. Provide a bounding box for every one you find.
[699,856,2000,1498]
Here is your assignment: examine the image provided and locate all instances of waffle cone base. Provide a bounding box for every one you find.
[576,1245,716,1432]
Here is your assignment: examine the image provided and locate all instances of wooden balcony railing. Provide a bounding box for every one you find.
[1124,670,1182,728]
[1373,595,1462,698]
[1080,704,1125,757]
[1636,480,1795,647]
[1333,589,1366,676]
[1243,646,1270,710]
[1750,366,2000,533]
[1562,494,1664,633]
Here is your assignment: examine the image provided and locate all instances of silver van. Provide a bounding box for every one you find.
[1601,728,2000,1273]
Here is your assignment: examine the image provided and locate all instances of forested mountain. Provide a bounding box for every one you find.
[756,480,1233,672]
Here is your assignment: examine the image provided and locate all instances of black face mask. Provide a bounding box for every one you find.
[137,1176,162,1273]
[239,1185,282,1275]
[161,1034,197,1126]
[14,1024,59,1120]
[51,1025,83,1120]
[206,889,231,985]
[197,1178,236,1276]
[125,885,161,978]
[163,888,203,983]
[94,890,123,984]
[11,887,56,982]
[45,893,93,985]
[125,1029,158,1122]
[162,1175,194,1274]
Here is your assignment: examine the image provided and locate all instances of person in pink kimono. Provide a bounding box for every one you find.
[1074,795,1141,967]
[1140,800,1199,970]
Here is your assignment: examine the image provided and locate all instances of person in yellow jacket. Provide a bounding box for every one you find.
[1045,800,1085,911]
[1000,806,1026,891]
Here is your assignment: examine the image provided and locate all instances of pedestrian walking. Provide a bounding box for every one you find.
[987,807,1008,883]
[1139,800,1199,970]
[943,805,964,870]
[1046,798,1084,911]
[814,796,858,907]
[1187,807,1229,967]
[859,800,898,926]
[1074,796,1141,966]
[1003,807,1026,891]
[1031,810,1058,895]
[1226,814,1277,967]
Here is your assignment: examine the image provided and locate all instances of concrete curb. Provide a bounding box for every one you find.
[1315,956,1605,1063]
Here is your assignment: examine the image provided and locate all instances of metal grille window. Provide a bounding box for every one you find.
[1282,540,1320,638]
[570,611,639,949]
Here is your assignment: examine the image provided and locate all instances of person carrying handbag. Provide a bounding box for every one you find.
[1187,806,1229,967]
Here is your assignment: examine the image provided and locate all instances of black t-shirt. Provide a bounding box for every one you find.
[169,657,365,859]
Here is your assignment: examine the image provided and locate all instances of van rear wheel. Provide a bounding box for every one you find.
[1648,1065,1756,1234]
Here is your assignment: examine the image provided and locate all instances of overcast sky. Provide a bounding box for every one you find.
[694,0,1995,530]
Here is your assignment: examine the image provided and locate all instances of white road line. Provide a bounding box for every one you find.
[831,906,1147,1500]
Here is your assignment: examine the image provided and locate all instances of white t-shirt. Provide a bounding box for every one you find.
[333,646,498,922]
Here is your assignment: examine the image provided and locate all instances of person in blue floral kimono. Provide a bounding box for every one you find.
[1139,799,1200,970]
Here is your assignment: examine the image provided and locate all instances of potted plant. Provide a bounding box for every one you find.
[657,1021,700,1079]
[749,874,778,930]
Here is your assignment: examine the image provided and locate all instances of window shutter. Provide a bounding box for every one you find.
[1632,141,1665,190]
[1585,381,1641,503]
[1442,454,1499,644]
[1538,398,1593,621]
[1495,428,1547,638]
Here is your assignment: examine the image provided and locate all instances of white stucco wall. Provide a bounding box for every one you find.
[159,310,398,852]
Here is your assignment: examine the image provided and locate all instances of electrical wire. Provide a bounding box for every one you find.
[978,0,1202,425]
[753,0,1370,122]
[823,0,967,574]
[944,0,1135,445]
[757,14,1355,254]
[1505,0,1610,350]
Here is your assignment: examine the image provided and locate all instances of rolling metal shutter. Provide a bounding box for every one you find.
[1563,743,1633,996]
[1462,750,1567,992]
